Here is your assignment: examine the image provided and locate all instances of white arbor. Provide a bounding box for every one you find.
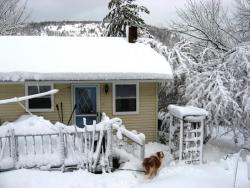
[168,105,208,164]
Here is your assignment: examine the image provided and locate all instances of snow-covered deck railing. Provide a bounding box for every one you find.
[0,128,109,172]
[0,115,145,172]
[112,123,145,160]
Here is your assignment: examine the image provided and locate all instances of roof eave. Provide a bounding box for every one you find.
[0,78,172,84]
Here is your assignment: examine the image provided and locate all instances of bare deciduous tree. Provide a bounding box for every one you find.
[0,0,28,35]
[235,0,250,41]
[170,0,239,52]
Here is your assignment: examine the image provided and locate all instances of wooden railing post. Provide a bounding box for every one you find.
[107,124,113,172]
[179,119,184,161]
[32,136,36,155]
[140,141,145,160]
[10,129,17,167]
[169,114,173,151]
[58,128,65,166]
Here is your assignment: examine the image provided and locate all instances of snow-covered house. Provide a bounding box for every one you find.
[0,36,172,142]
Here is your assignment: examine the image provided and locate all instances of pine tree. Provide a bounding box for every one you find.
[102,0,150,37]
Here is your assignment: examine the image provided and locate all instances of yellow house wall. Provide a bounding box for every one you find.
[0,84,72,124]
[0,82,158,142]
[100,83,157,142]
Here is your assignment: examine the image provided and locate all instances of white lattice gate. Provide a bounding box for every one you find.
[168,105,208,164]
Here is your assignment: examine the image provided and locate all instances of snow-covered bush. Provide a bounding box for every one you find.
[138,38,198,108]
[140,36,250,146]
[149,0,249,146]
[185,43,250,145]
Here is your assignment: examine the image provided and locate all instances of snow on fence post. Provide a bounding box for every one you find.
[169,114,173,151]
[199,119,205,163]
[107,123,113,171]
[140,139,145,160]
[32,136,36,155]
[92,130,104,171]
[41,135,45,154]
[24,136,28,155]
[10,129,17,166]
[58,127,65,167]
[49,135,52,153]
[179,119,184,161]
[80,132,84,154]
[89,120,97,172]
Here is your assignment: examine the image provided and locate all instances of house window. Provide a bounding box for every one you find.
[113,83,139,114]
[25,83,54,112]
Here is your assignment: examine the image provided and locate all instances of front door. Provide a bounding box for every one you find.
[73,85,98,127]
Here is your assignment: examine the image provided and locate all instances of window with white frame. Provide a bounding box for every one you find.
[25,83,54,111]
[113,83,139,114]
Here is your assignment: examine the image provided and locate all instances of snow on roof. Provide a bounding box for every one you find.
[167,105,209,119]
[0,36,173,82]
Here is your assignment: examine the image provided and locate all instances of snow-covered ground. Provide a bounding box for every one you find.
[0,116,249,188]
[0,142,249,188]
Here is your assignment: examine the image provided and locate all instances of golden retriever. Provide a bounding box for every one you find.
[142,151,164,178]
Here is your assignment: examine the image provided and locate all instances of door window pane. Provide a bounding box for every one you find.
[74,86,98,127]
[75,87,96,115]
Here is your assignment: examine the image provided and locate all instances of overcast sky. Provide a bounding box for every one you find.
[24,0,235,26]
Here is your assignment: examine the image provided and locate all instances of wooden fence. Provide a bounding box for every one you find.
[0,117,145,172]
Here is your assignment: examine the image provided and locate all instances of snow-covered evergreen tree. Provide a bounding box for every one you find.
[102,0,149,37]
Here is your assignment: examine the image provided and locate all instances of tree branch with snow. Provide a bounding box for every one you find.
[0,0,28,35]
[170,0,238,52]
[185,43,250,145]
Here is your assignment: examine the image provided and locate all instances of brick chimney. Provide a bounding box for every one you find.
[127,26,138,43]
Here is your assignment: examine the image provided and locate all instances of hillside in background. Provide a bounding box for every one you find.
[16,21,179,47]
[16,21,104,37]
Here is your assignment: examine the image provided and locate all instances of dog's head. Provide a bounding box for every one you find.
[156,151,164,159]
